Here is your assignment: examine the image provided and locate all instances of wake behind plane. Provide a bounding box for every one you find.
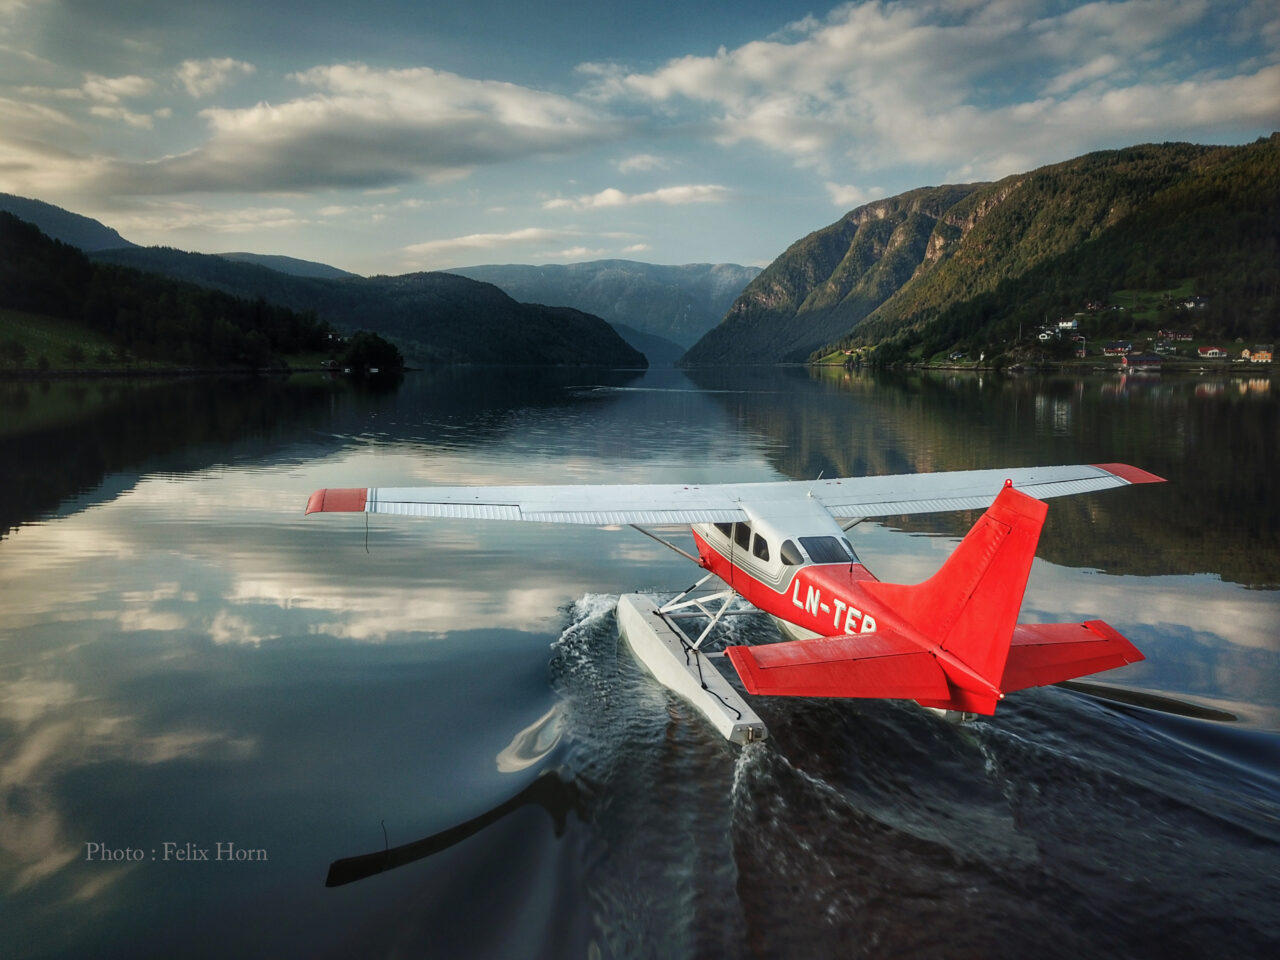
[306,463,1163,743]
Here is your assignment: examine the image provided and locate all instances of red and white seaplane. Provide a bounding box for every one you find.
[307,463,1163,743]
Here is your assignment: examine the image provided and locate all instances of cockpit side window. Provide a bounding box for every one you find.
[714,522,732,537]
[780,539,804,565]
[734,522,752,551]
[752,534,770,562]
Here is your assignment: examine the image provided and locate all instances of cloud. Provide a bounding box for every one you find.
[614,153,670,173]
[108,202,308,237]
[81,74,154,104]
[546,245,604,260]
[824,181,884,207]
[88,104,166,129]
[84,62,622,196]
[5,73,168,129]
[1041,53,1123,96]
[589,0,1278,180]
[400,226,642,268]
[402,227,574,266]
[177,58,255,98]
[543,183,731,211]
[0,0,48,17]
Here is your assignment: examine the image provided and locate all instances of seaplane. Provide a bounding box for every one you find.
[306,462,1163,744]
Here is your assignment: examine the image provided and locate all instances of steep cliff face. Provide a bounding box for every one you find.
[848,140,1245,348]
[682,184,983,363]
[684,137,1277,364]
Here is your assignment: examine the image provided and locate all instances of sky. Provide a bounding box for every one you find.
[0,0,1277,275]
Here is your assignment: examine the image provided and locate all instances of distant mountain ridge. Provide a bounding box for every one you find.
[0,193,136,252]
[685,135,1280,363]
[609,323,686,365]
[451,260,761,348]
[1,201,645,367]
[218,251,359,279]
[87,246,645,367]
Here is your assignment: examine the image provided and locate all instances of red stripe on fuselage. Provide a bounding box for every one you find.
[692,529,882,638]
[694,528,1006,713]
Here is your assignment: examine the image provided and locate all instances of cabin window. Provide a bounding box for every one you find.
[734,522,752,551]
[714,522,732,537]
[780,539,804,565]
[799,536,854,564]
[752,534,770,562]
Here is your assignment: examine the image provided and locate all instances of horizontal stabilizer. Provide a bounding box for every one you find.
[1001,620,1145,691]
[727,632,951,700]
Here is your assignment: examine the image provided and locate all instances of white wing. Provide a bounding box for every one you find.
[306,463,1161,524]
[811,462,1162,518]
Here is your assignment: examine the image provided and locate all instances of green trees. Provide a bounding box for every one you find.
[338,331,404,376]
[0,339,27,368]
[0,212,333,368]
[827,135,1280,362]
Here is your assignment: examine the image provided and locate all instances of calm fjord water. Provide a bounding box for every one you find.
[1,366,1277,958]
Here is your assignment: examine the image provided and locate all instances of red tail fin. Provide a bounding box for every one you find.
[861,484,1046,692]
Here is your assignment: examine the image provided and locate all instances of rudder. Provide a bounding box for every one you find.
[861,483,1047,691]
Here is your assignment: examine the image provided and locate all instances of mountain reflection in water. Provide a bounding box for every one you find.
[0,366,1276,959]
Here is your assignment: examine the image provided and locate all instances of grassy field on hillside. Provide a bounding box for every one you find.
[0,310,338,374]
[0,308,126,370]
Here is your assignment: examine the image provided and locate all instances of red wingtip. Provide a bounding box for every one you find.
[305,488,368,514]
[1092,463,1166,485]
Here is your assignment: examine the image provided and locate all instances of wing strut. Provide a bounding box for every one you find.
[629,525,703,566]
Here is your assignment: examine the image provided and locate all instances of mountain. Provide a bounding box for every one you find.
[683,185,981,363]
[218,252,359,279]
[684,136,1280,364]
[327,272,648,366]
[0,212,330,368]
[88,245,645,367]
[0,199,644,368]
[609,323,686,366]
[450,260,761,348]
[0,193,136,252]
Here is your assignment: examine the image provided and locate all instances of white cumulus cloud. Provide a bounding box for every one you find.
[543,183,731,211]
[824,181,885,207]
[84,62,623,196]
[588,0,1279,182]
[177,58,255,98]
[81,74,154,104]
[404,226,570,255]
[614,153,670,173]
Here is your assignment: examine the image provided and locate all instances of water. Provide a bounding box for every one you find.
[1,366,1277,958]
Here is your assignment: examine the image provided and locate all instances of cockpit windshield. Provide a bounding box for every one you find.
[798,536,856,564]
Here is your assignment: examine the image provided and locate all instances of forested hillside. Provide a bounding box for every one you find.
[683,136,1279,365]
[683,186,980,362]
[90,246,646,367]
[0,213,330,368]
[858,136,1280,363]
[0,193,137,252]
